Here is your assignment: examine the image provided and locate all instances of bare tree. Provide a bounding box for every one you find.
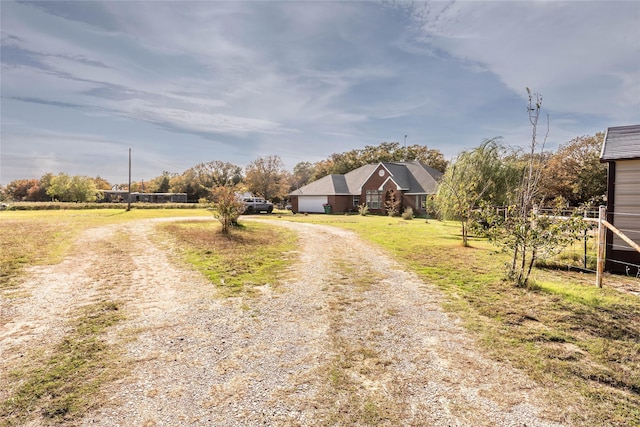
[485,89,584,286]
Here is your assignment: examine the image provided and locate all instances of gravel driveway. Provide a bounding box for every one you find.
[1,218,564,426]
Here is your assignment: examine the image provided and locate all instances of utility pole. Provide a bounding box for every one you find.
[127,148,131,212]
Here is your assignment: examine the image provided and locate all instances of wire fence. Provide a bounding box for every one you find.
[536,208,640,281]
[605,212,640,278]
[536,220,599,273]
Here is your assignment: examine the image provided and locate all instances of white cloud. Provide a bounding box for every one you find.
[128,102,298,135]
[2,0,638,184]
[408,1,640,121]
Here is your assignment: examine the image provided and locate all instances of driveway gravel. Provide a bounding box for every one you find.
[1,218,564,426]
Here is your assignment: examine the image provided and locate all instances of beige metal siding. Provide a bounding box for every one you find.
[613,159,640,251]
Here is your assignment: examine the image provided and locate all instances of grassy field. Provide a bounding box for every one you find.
[0,208,210,290]
[1,208,639,425]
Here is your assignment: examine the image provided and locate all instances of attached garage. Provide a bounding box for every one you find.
[297,195,327,213]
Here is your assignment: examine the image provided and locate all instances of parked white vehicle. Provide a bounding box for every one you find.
[242,197,273,214]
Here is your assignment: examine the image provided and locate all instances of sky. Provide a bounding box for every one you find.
[1,1,639,185]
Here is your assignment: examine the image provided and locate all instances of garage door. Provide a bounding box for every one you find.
[298,196,327,213]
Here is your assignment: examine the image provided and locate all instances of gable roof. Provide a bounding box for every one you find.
[403,161,442,194]
[289,174,350,196]
[290,161,442,196]
[600,124,640,161]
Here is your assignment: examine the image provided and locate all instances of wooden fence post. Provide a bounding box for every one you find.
[596,205,606,288]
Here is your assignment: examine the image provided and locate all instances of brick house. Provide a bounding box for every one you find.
[289,161,442,215]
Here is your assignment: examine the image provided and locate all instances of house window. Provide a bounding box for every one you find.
[418,195,427,210]
[366,190,382,209]
[353,195,360,207]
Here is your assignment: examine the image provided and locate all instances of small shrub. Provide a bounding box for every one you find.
[384,190,401,217]
[358,203,369,216]
[209,186,244,233]
[402,207,414,220]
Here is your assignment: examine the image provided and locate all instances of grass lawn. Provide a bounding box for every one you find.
[158,219,298,297]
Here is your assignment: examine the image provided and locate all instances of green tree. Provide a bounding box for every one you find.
[244,155,289,202]
[359,142,398,165]
[169,170,198,201]
[291,162,314,190]
[435,138,515,246]
[192,161,244,198]
[539,133,606,206]
[47,173,72,201]
[69,175,98,202]
[406,145,448,173]
[314,142,448,178]
[147,171,174,193]
[309,159,335,182]
[47,173,97,202]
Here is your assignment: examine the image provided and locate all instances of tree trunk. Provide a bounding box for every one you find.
[517,242,528,286]
[461,219,468,247]
[525,250,537,288]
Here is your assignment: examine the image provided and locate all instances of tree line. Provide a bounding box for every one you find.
[0,142,446,203]
[1,135,605,207]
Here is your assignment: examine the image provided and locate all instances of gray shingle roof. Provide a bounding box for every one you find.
[290,161,442,196]
[289,174,345,196]
[600,124,640,161]
[403,162,442,194]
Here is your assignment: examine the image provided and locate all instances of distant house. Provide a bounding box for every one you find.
[600,124,640,274]
[101,191,187,203]
[289,161,442,215]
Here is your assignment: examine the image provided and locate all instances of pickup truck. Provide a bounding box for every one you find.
[242,197,274,214]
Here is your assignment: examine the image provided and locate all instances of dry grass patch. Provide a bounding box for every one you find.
[0,220,73,289]
[0,209,209,290]
[0,301,127,427]
[314,255,405,426]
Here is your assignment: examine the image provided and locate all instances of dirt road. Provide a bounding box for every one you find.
[1,218,564,426]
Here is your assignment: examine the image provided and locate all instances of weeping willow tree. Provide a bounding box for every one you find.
[435,137,519,246]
